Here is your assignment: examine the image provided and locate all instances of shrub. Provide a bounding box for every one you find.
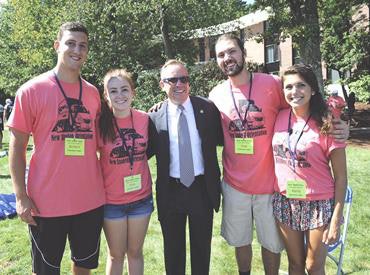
[134,69,165,112]
[349,74,370,103]
[188,61,226,98]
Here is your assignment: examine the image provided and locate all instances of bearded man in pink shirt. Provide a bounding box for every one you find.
[8,22,105,275]
[209,33,349,275]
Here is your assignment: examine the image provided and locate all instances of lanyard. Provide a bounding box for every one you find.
[54,72,83,129]
[230,72,253,130]
[287,109,311,172]
[113,109,135,172]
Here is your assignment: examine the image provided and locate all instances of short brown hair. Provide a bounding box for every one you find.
[160,59,187,79]
[57,22,88,41]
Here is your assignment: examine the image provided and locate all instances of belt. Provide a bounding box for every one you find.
[169,175,204,184]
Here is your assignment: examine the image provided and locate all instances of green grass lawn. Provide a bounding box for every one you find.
[0,129,369,274]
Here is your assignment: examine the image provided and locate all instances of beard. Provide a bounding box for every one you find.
[221,60,244,77]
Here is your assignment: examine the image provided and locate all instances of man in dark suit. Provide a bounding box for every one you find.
[149,59,223,275]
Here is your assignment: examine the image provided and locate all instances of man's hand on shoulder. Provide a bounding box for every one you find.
[330,118,350,142]
[148,101,164,113]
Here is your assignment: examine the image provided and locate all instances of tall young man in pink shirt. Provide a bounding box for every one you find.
[209,34,348,275]
[8,22,105,275]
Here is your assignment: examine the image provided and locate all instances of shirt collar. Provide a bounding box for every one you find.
[167,96,191,114]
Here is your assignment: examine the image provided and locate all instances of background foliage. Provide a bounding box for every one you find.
[250,0,369,101]
[0,1,368,105]
[0,0,248,98]
[349,74,370,103]
[320,0,370,100]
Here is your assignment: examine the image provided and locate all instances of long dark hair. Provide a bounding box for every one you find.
[281,64,331,134]
[99,69,135,143]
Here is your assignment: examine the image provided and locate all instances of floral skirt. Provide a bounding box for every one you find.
[272,192,334,231]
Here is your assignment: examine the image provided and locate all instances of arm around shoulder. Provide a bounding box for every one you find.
[330,118,350,142]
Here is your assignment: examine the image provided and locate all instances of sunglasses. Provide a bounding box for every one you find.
[162,76,190,84]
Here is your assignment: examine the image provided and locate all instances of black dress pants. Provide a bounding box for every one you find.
[159,176,214,275]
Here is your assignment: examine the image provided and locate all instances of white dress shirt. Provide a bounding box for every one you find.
[167,97,204,178]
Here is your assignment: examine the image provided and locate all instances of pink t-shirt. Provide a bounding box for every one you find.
[272,108,346,200]
[7,71,105,217]
[209,73,287,194]
[98,109,152,204]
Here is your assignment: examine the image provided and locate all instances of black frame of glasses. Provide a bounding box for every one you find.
[162,76,190,84]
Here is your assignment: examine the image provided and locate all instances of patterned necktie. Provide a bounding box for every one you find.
[178,105,195,187]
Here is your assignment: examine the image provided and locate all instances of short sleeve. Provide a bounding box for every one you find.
[7,87,34,134]
[321,134,346,158]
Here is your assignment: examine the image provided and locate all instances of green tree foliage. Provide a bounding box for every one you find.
[320,1,369,101]
[134,69,165,112]
[77,1,161,87]
[82,0,249,85]
[154,0,248,58]
[0,2,17,96]
[251,0,369,97]
[0,0,248,95]
[251,0,324,92]
[188,61,226,98]
[320,1,368,76]
[0,0,80,95]
[349,74,370,103]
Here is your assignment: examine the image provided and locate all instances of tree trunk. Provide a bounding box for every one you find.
[159,5,174,59]
[291,0,324,93]
[339,71,349,102]
[298,37,324,94]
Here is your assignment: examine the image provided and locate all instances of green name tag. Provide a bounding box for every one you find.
[235,138,254,154]
[64,138,85,156]
[124,174,142,193]
[286,180,307,199]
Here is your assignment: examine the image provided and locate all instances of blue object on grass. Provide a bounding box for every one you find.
[0,193,16,220]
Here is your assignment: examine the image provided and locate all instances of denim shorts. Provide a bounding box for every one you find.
[104,195,154,220]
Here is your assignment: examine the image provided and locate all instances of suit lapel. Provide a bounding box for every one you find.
[157,100,169,132]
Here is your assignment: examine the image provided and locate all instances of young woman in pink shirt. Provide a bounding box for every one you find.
[98,69,157,275]
[272,64,347,274]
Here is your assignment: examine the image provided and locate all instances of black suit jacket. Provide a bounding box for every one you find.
[149,96,223,220]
